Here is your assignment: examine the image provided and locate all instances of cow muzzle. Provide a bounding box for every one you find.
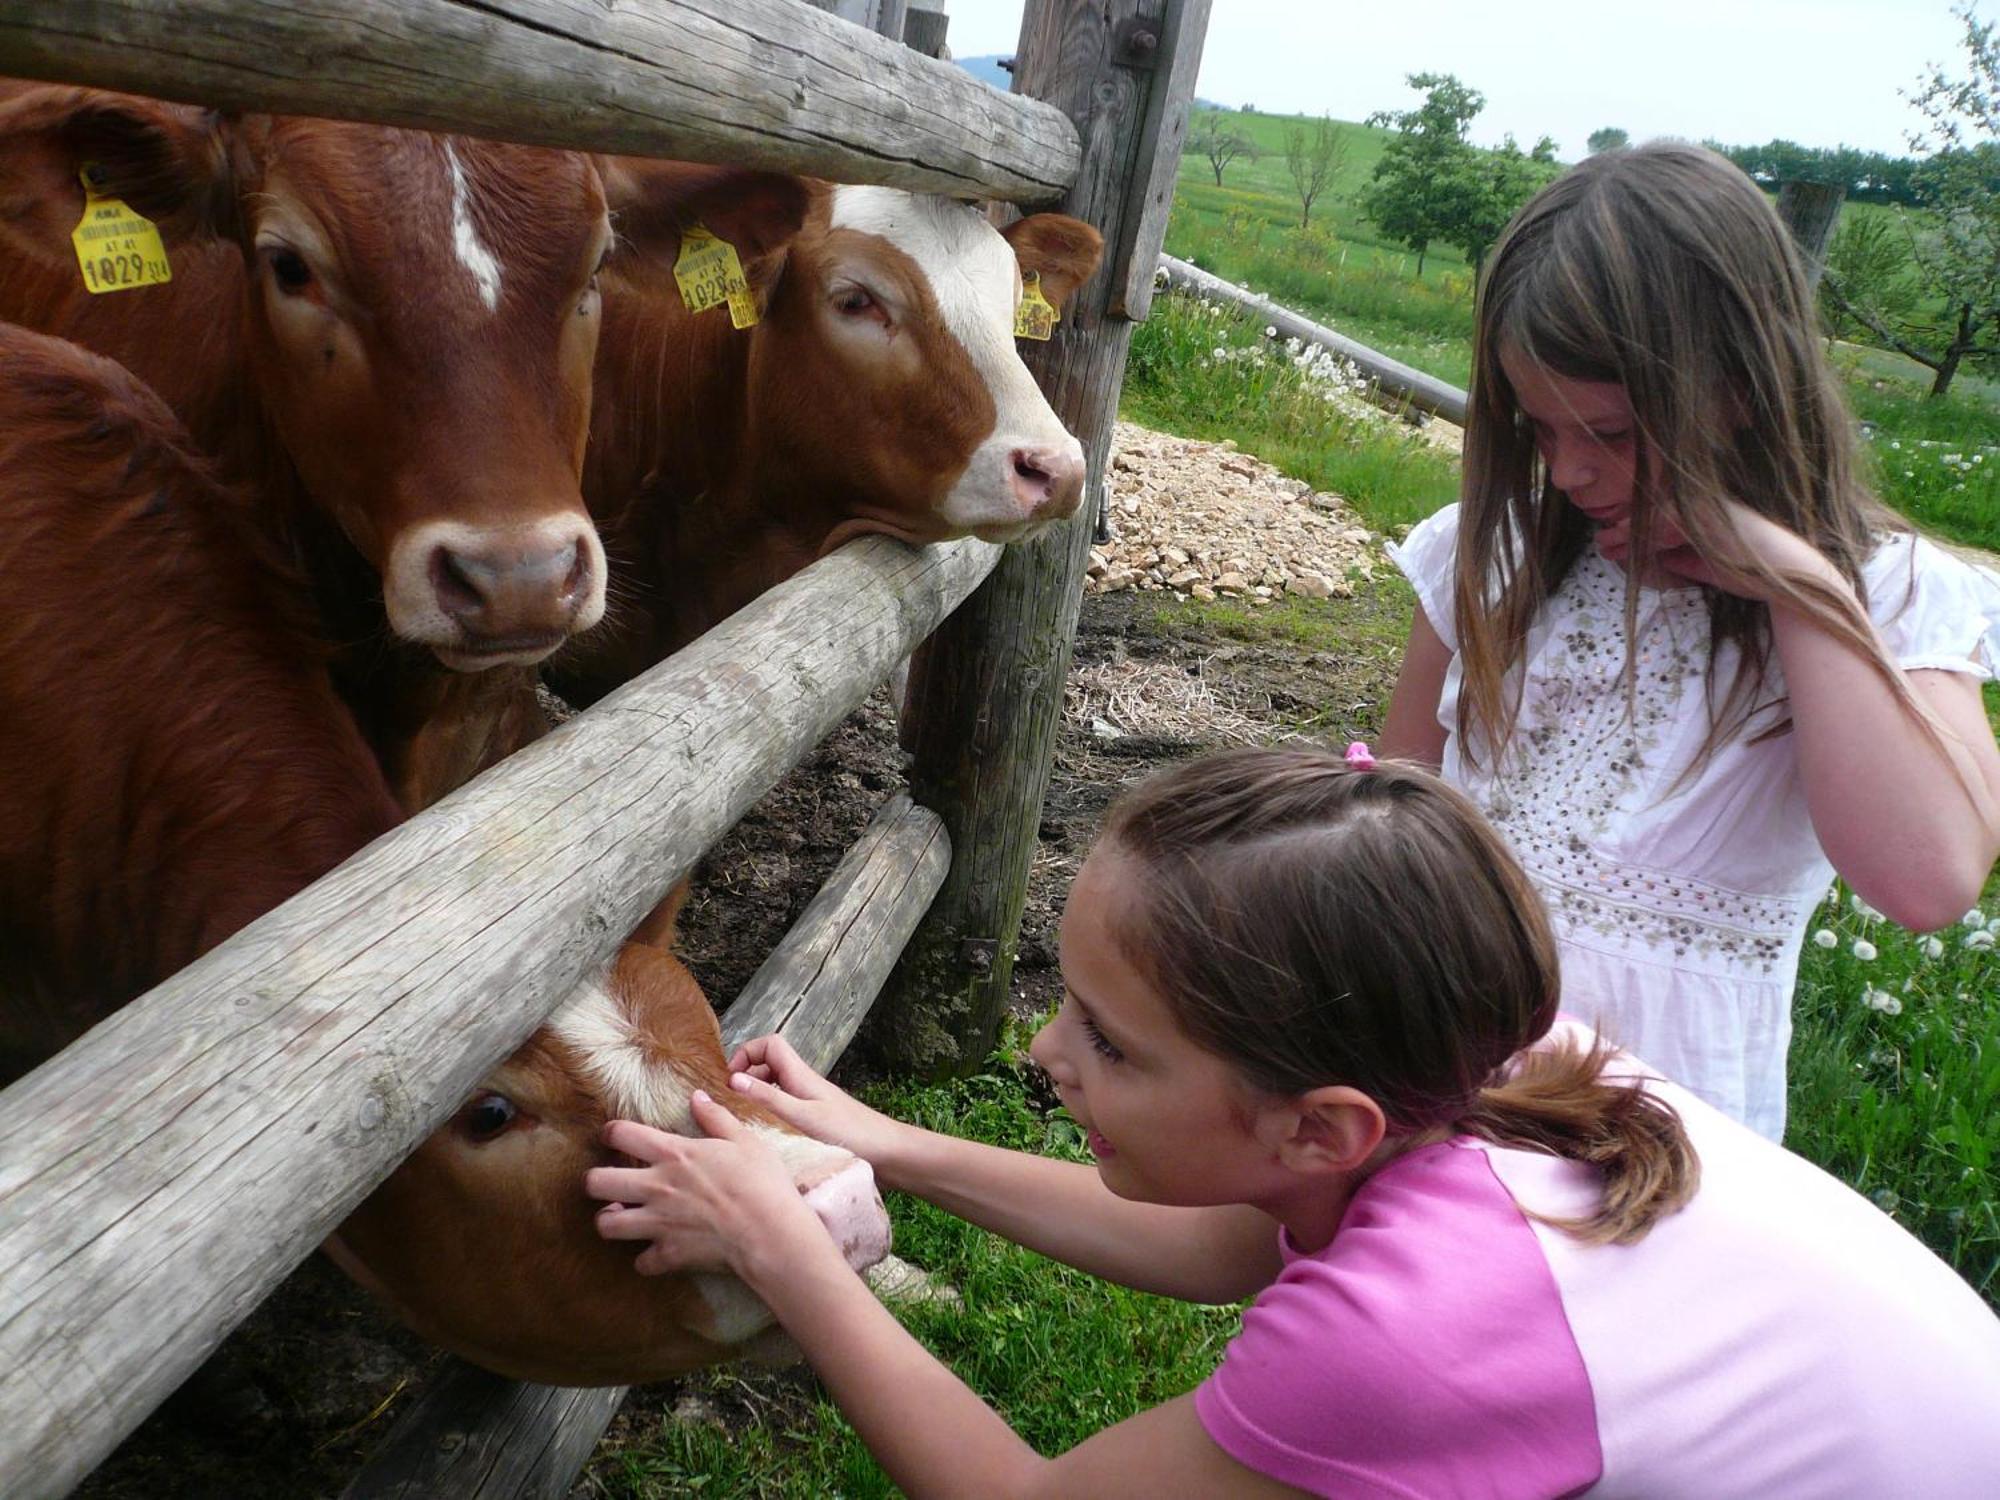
[385,516,608,668]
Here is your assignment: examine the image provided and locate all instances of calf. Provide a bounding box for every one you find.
[0,325,888,1381]
[0,82,614,802]
[557,165,1104,700]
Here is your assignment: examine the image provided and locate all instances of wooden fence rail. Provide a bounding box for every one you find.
[0,535,995,1500]
[1159,253,1470,425]
[0,0,1079,203]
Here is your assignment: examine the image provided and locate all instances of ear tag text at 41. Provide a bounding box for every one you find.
[673,224,758,330]
[72,166,171,295]
[1014,272,1057,341]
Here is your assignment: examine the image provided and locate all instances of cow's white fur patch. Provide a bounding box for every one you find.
[444,141,503,312]
[829,187,1081,536]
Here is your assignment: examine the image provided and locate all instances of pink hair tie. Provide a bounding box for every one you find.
[1344,741,1377,771]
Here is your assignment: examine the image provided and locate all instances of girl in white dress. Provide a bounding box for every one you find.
[1382,142,2000,1139]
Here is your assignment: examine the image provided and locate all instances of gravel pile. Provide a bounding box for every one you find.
[1087,420,1383,603]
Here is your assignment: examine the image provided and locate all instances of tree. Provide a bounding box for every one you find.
[1824,3,2000,395]
[1359,72,1486,276]
[1818,213,1922,342]
[1587,127,1629,154]
[1454,134,1562,272]
[1187,109,1259,186]
[1282,113,1348,229]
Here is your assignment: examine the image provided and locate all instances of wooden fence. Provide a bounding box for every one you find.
[0,1,1211,1496]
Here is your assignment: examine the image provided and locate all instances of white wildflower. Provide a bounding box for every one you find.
[1966,929,1997,952]
[1964,909,1987,928]
[1826,884,1842,905]
[1211,347,1226,361]
[1849,892,1883,920]
[1263,324,1277,338]
[1852,938,1878,961]
[1923,936,1945,959]
[1812,929,1839,949]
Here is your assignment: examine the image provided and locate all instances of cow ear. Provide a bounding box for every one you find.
[1001,213,1103,312]
[64,99,233,237]
[597,157,810,288]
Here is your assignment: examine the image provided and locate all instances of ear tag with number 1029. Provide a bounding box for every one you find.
[72,166,172,295]
[1014,272,1057,340]
[673,224,759,329]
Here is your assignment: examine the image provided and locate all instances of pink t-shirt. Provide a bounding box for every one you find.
[1195,1034,2000,1498]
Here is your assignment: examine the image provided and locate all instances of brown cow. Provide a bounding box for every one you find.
[0,82,613,803]
[555,166,1104,701]
[0,325,888,1383]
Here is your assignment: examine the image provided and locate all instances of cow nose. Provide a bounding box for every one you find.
[1008,445,1086,522]
[800,1159,892,1273]
[428,526,594,642]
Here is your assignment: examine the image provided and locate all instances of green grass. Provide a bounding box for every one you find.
[1120,286,1460,534]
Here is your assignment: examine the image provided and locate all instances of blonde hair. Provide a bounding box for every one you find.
[1457,140,1920,768]
[1102,748,1696,1246]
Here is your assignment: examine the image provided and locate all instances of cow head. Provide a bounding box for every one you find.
[601,164,1104,548]
[0,85,612,669]
[326,936,891,1385]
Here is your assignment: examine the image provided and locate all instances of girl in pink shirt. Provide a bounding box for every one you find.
[587,747,2000,1499]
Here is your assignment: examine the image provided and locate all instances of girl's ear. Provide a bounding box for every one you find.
[1263,1086,1385,1174]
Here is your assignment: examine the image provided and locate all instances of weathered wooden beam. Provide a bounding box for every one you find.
[0,0,1079,204]
[719,791,950,1053]
[341,794,949,1500]
[883,0,1213,1074]
[1159,253,1470,426]
[0,534,997,1500]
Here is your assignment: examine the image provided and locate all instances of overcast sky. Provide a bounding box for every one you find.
[938,0,1980,160]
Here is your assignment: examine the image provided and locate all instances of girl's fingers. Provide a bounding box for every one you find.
[594,1205,660,1242]
[584,1164,659,1203]
[690,1089,742,1139]
[602,1118,674,1162]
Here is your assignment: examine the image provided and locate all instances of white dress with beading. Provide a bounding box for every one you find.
[1390,504,1998,1139]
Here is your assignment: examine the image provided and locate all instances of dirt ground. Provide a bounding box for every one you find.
[72,428,1413,1500]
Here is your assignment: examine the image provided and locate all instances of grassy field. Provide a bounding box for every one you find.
[585,132,2000,1498]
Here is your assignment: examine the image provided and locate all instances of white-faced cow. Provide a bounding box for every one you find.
[0,325,889,1381]
[555,164,1104,702]
[0,82,613,805]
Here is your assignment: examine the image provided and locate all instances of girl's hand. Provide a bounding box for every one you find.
[587,1092,828,1279]
[1597,499,1840,602]
[724,1034,914,1171]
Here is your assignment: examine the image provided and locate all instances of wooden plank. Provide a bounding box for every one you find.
[882,0,1212,1073]
[0,534,998,1500]
[340,1370,621,1500]
[0,0,1078,204]
[1108,0,1212,319]
[1159,253,1470,426]
[341,794,947,1500]
[719,792,949,1056]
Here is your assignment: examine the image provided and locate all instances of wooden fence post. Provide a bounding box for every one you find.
[879,0,1211,1074]
[1777,178,1846,292]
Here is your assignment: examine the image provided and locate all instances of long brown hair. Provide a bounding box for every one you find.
[1101,746,1696,1246]
[1458,140,1916,767]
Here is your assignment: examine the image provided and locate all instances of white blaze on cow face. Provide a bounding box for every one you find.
[444,140,503,313]
[828,186,1086,541]
[546,975,890,1345]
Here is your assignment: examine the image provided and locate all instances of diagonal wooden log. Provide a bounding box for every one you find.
[0,535,994,1500]
[0,0,1078,203]
[341,793,950,1500]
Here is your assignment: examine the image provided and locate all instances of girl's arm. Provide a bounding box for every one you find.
[1379,602,1452,768]
[719,1035,1282,1303]
[1772,608,2000,929]
[589,1095,1310,1500]
[1648,509,2000,929]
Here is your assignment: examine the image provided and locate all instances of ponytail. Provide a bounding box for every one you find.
[1460,1031,1699,1246]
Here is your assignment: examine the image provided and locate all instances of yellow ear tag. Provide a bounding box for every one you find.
[72,166,172,295]
[673,224,758,329]
[1014,271,1057,341]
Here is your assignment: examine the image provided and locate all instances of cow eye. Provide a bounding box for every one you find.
[833,285,881,320]
[266,247,314,294]
[460,1092,518,1142]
